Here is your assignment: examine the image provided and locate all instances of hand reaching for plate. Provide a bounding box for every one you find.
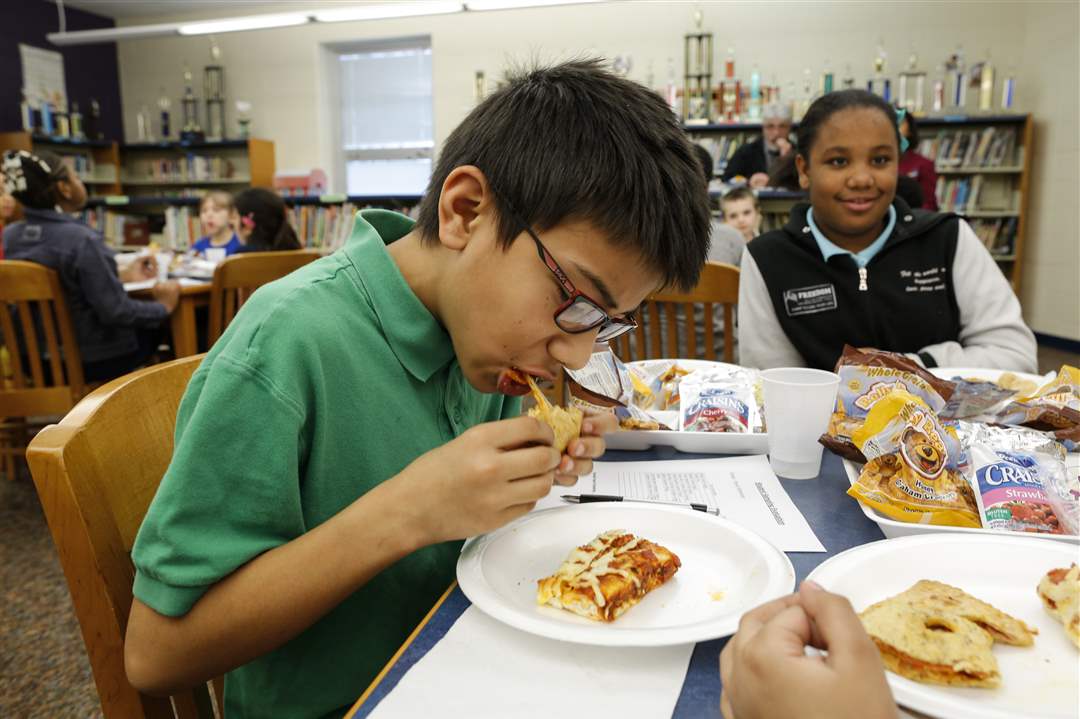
[719,581,898,719]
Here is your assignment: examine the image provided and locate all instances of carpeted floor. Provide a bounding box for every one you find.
[0,474,102,718]
[1,344,1076,718]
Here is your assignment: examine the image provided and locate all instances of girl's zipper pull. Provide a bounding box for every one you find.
[858,266,868,291]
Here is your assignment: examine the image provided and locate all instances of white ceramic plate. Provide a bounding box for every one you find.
[604,359,769,454]
[930,367,1052,389]
[457,503,794,647]
[841,458,1079,544]
[807,534,1080,719]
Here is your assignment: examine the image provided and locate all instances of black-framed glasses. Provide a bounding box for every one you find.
[514,218,637,342]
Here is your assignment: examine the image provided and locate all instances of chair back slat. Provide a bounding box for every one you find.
[618,262,740,364]
[38,300,66,388]
[0,305,25,388]
[16,300,46,388]
[207,250,322,345]
[26,355,220,718]
[0,261,85,409]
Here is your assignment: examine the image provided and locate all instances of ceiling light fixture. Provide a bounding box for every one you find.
[313,2,464,23]
[465,0,603,10]
[177,12,310,36]
[45,0,602,45]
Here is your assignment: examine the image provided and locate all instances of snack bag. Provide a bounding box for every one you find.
[823,346,956,462]
[1024,365,1079,409]
[958,423,1078,536]
[939,379,1018,421]
[847,389,980,528]
[679,382,756,433]
[565,349,672,430]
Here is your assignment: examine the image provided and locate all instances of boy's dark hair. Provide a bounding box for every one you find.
[1,149,70,210]
[234,188,301,252]
[796,89,900,161]
[692,144,714,182]
[415,59,711,291]
[720,185,759,209]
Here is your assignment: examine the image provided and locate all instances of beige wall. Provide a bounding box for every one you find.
[115,0,1079,340]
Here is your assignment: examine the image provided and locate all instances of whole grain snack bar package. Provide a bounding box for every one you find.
[822,346,956,462]
[847,389,980,528]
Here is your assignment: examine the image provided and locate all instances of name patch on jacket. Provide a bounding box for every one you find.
[783,284,838,317]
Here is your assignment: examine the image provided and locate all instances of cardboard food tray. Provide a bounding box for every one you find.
[603,359,768,455]
[841,458,1080,545]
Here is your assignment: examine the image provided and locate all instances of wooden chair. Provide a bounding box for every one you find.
[0,260,85,481]
[614,261,740,363]
[207,249,323,345]
[25,354,223,718]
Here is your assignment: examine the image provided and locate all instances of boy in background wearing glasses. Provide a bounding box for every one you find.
[124,60,711,718]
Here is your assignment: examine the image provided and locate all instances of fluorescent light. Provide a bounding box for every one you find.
[178,13,310,36]
[465,0,603,10]
[314,2,464,23]
[47,22,182,45]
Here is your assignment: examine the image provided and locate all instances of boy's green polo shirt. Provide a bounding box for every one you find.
[132,209,520,719]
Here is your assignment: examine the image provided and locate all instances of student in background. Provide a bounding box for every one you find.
[1,150,180,381]
[720,186,762,244]
[692,144,745,266]
[897,111,939,211]
[191,190,241,259]
[721,103,794,188]
[737,90,1036,372]
[123,60,710,718]
[232,187,302,252]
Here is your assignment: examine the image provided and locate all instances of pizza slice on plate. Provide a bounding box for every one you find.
[536,529,681,622]
[859,580,1037,688]
[1037,563,1080,649]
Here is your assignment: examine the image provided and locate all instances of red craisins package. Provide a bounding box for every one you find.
[959,423,1078,536]
[680,383,756,434]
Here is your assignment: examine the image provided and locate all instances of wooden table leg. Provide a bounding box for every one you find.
[170,295,198,358]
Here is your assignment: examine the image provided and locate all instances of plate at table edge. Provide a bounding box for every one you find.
[806,533,1080,719]
[456,503,794,647]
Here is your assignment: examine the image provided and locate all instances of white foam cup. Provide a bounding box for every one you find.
[761,367,840,479]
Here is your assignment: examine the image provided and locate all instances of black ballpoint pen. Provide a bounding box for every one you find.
[561,493,720,515]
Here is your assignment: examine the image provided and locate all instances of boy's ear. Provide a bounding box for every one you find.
[795,155,810,190]
[438,165,492,251]
[55,178,73,201]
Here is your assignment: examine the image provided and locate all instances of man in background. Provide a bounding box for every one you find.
[721,103,794,189]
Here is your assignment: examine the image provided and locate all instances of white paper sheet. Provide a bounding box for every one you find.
[123,277,208,292]
[366,605,694,719]
[538,455,825,552]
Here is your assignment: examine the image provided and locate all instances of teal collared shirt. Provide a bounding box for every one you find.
[807,204,897,268]
[133,209,519,719]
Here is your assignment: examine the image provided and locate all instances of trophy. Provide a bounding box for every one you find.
[898,52,926,114]
[235,100,252,139]
[820,59,834,95]
[946,47,967,110]
[180,63,204,142]
[868,42,888,98]
[204,40,226,140]
[682,9,713,123]
[158,88,171,140]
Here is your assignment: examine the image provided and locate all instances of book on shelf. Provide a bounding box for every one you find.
[288,203,357,252]
[970,217,1018,256]
[127,155,239,183]
[918,126,1017,169]
[690,132,752,174]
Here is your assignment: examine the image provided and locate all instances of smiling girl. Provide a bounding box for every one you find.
[737,90,1036,372]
